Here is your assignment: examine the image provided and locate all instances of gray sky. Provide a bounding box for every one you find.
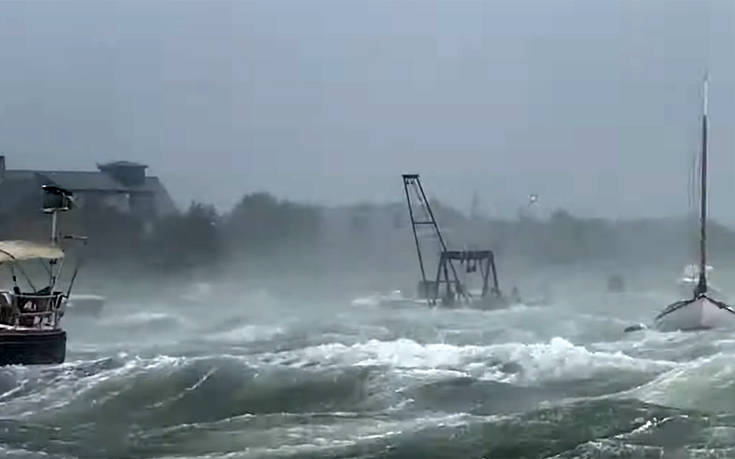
[1,0,735,221]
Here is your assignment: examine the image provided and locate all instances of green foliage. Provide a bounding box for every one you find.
[4,188,735,273]
[223,192,321,256]
[539,209,618,263]
[0,191,323,273]
[147,201,220,270]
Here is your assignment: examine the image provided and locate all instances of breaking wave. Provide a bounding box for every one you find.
[4,284,735,458]
[257,337,674,385]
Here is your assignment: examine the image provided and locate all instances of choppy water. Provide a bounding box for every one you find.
[3,283,735,458]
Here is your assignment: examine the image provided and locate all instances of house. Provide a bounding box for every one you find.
[0,156,177,219]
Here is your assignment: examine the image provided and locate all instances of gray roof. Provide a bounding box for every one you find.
[0,165,178,217]
[5,170,160,193]
[98,161,148,169]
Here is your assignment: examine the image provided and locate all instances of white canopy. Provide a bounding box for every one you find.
[0,241,64,262]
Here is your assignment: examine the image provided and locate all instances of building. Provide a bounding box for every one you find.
[0,156,177,219]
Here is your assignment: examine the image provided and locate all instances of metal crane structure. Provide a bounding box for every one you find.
[401,174,503,308]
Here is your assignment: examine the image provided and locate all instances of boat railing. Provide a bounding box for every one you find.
[0,291,66,329]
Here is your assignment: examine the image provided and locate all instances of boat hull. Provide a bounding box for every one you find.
[655,297,735,332]
[0,329,66,365]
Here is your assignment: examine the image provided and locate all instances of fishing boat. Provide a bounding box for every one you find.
[0,185,85,365]
[352,174,531,310]
[351,287,547,309]
[405,174,515,310]
[626,76,735,333]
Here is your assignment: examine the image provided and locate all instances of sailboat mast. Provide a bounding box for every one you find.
[697,76,709,295]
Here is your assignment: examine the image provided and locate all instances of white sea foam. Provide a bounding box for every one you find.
[627,351,735,411]
[210,324,284,344]
[261,336,674,384]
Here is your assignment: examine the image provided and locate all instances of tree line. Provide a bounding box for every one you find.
[2,191,734,278]
[0,191,320,275]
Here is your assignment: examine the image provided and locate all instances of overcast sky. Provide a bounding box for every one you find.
[1,1,734,221]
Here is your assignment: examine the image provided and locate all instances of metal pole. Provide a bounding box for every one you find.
[50,211,58,287]
[51,211,58,245]
[403,177,428,288]
[433,253,444,306]
[481,257,489,297]
[414,178,464,292]
[415,179,448,252]
[490,252,501,295]
[697,76,708,296]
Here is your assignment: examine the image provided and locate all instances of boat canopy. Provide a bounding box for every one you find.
[0,240,64,262]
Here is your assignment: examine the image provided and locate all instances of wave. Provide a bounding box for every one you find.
[0,288,721,459]
[257,337,674,385]
[207,324,285,344]
[0,355,391,427]
[99,311,188,329]
[145,412,490,459]
[0,444,76,459]
[627,351,735,413]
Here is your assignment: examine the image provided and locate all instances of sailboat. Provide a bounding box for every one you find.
[626,76,735,332]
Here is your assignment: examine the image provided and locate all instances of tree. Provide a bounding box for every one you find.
[147,201,221,270]
[223,192,321,258]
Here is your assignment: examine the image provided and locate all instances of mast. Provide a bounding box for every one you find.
[696,75,709,296]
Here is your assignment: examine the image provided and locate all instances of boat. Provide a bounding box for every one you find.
[405,174,515,310]
[353,174,535,310]
[352,286,550,309]
[0,185,85,365]
[626,76,735,333]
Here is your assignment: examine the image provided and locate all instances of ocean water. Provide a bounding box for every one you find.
[2,282,735,458]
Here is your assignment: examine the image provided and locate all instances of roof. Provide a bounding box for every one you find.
[39,171,125,192]
[0,162,178,216]
[0,241,64,262]
[97,161,148,169]
[4,170,160,193]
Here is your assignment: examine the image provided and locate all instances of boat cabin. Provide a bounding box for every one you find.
[0,241,67,331]
[0,185,83,365]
